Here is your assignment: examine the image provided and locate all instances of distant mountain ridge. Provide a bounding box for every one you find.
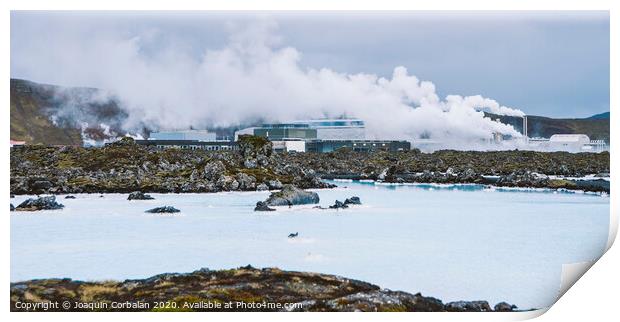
[10,78,128,145]
[11,78,611,145]
[588,112,610,120]
[485,112,610,143]
[11,79,81,145]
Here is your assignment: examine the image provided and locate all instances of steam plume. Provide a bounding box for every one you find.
[18,21,526,148]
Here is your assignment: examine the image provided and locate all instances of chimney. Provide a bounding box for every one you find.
[522,116,528,140]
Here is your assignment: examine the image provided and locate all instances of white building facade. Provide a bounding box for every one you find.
[525,134,608,153]
[289,119,366,140]
[149,130,216,142]
[271,140,306,152]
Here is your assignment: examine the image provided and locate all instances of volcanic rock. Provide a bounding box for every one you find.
[204,161,226,181]
[494,301,517,312]
[236,173,256,190]
[127,191,155,200]
[145,206,180,213]
[216,175,239,191]
[254,201,275,212]
[344,196,362,205]
[16,196,64,211]
[267,180,283,190]
[497,170,549,187]
[265,185,319,206]
[31,180,52,192]
[445,300,492,312]
[10,266,520,312]
[329,200,348,209]
[9,143,610,194]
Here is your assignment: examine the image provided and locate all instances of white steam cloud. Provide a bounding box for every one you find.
[19,21,525,147]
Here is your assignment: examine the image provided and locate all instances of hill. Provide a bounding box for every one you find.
[11,79,82,145]
[10,78,128,145]
[486,113,610,143]
[588,111,610,120]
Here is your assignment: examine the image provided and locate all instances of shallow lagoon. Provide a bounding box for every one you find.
[10,181,609,309]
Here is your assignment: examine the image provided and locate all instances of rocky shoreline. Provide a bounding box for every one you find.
[10,136,610,195]
[320,171,610,194]
[10,266,521,312]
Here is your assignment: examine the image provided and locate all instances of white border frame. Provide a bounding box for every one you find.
[2,1,617,322]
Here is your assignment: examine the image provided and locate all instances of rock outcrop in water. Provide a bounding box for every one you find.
[494,301,518,312]
[571,179,610,192]
[264,185,320,206]
[9,138,609,194]
[15,196,64,211]
[10,266,519,312]
[344,196,361,205]
[320,196,362,210]
[445,300,493,312]
[127,191,154,200]
[145,206,180,213]
[492,170,610,193]
[329,200,348,209]
[254,201,275,212]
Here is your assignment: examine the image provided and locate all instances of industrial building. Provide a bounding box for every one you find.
[134,129,236,150]
[549,134,591,150]
[253,123,317,141]
[138,120,410,153]
[135,139,238,151]
[289,119,365,140]
[240,119,409,153]
[272,140,306,153]
[520,116,607,152]
[231,118,399,153]
[235,118,365,141]
[306,140,410,153]
[525,134,607,152]
[129,119,606,153]
[547,134,607,152]
[149,129,216,142]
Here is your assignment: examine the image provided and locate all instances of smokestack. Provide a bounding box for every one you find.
[522,116,528,141]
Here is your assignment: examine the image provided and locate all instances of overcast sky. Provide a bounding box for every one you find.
[11,11,609,118]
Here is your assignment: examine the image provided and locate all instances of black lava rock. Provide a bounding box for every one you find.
[445,301,492,312]
[31,180,52,193]
[494,302,517,312]
[254,201,275,212]
[264,185,320,206]
[128,191,155,200]
[145,206,180,213]
[344,196,361,205]
[16,196,64,211]
[329,200,349,209]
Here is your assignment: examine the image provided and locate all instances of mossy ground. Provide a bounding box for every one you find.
[10,142,609,194]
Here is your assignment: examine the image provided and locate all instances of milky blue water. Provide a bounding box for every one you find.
[10,181,609,309]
